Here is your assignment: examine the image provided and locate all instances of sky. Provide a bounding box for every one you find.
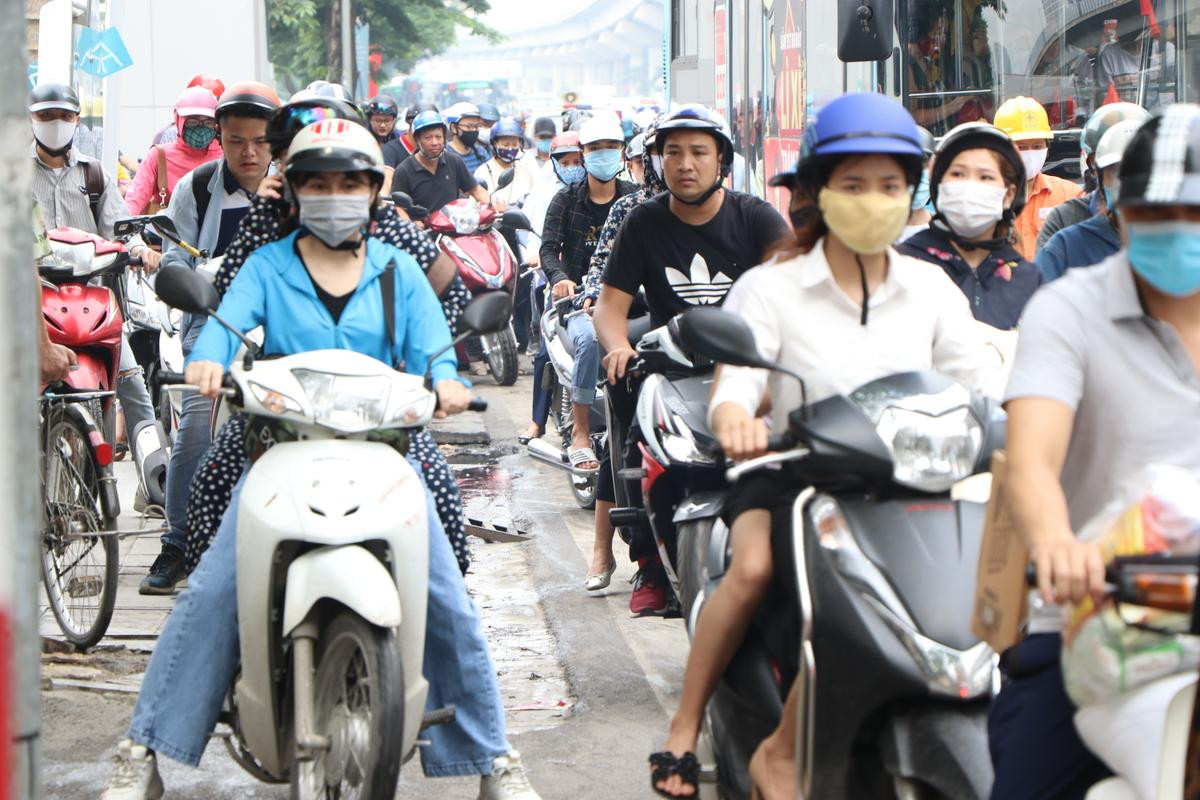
[479,0,597,35]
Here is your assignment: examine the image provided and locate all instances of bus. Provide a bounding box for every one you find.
[669,0,1197,211]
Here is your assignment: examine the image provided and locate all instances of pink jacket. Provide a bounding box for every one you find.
[124,136,223,214]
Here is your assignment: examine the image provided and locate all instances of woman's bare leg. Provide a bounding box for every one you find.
[749,681,798,800]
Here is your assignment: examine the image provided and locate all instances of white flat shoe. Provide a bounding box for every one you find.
[585,565,616,592]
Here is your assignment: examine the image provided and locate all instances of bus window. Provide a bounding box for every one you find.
[902,0,1189,136]
[805,2,844,110]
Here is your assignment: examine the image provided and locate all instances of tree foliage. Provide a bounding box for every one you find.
[267,0,502,94]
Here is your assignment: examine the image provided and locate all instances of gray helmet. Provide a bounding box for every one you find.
[30,83,80,114]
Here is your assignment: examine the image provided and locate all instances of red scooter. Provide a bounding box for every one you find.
[38,226,132,647]
[429,199,532,386]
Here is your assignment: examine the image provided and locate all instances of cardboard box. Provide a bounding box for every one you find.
[971,451,1030,653]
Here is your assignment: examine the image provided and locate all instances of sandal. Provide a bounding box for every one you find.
[649,751,700,798]
[517,425,544,446]
[568,446,600,473]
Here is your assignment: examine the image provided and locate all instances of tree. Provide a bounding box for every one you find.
[267,0,502,94]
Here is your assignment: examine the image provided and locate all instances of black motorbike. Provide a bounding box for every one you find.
[661,307,1004,799]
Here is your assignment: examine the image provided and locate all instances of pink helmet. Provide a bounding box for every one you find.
[175,86,217,119]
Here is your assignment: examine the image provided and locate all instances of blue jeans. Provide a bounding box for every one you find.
[117,332,155,436]
[988,634,1110,799]
[566,314,599,406]
[128,457,510,775]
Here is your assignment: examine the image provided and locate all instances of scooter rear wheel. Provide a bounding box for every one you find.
[39,405,118,649]
[482,324,520,386]
[291,611,405,800]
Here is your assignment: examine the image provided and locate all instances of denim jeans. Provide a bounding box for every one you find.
[117,331,155,436]
[566,313,600,406]
[163,323,214,552]
[127,457,510,775]
[530,285,552,428]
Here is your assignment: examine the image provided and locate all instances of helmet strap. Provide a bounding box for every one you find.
[671,177,723,207]
[35,139,71,158]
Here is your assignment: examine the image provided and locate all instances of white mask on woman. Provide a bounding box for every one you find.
[936,181,1007,238]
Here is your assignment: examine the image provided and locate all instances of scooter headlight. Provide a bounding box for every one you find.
[853,383,982,493]
[449,205,482,235]
[291,369,392,433]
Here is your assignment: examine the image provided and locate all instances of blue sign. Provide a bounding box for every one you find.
[75,27,133,78]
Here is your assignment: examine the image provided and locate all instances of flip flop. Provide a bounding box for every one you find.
[568,447,600,473]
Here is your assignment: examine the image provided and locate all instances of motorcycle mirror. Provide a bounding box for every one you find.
[155,265,219,315]
[672,307,775,370]
[149,214,181,243]
[113,218,139,238]
[391,191,415,214]
[497,168,516,191]
[411,204,430,221]
[461,292,513,336]
[500,209,533,232]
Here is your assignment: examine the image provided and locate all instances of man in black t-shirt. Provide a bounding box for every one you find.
[392,110,489,214]
[593,105,788,616]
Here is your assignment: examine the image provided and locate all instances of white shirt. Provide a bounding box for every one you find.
[473,156,540,207]
[709,239,1003,431]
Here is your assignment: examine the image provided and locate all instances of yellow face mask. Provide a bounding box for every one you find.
[818,188,911,255]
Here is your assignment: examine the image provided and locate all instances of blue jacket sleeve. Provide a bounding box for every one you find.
[1034,231,1069,282]
[186,252,268,368]
[397,254,460,384]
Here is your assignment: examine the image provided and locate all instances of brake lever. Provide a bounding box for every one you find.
[725,447,811,484]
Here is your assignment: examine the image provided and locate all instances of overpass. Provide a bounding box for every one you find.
[425,0,665,99]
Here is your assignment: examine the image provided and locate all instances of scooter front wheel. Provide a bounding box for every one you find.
[291,611,405,800]
[482,324,520,386]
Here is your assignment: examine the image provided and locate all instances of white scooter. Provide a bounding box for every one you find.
[154,265,507,798]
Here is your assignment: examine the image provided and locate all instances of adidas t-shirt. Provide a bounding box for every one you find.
[603,190,790,327]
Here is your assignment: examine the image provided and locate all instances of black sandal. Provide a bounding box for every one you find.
[649,751,700,798]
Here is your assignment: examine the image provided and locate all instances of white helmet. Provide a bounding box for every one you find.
[445,102,481,124]
[284,119,385,182]
[579,113,625,146]
[1095,119,1145,171]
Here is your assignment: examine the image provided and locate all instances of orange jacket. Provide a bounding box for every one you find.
[1014,172,1083,260]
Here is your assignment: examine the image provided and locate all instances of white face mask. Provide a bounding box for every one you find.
[32,119,77,152]
[298,193,372,248]
[1020,147,1048,180]
[936,180,1008,238]
[478,126,492,144]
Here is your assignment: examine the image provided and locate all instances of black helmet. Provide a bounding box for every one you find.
[1117,105,1200,207]
[476,102,500,124]
[405,100,438,125]
[30,83,80,114]
[655,104,735,173]
[532,116,556,138]
[363,95,398,117]
[562,107,593,133]
[314,82,355,107]
[268,97,365,160]
[930,122,1028,218]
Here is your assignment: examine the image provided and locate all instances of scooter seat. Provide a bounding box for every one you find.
[627,315,653,346]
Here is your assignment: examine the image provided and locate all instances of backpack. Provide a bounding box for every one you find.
[190,160,221,230]
[81,159,105,232]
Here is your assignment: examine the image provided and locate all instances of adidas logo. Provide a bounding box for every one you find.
[666,254,732,305]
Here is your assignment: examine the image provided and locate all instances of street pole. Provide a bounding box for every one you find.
[1,7,41,800]
[340,0,354,93]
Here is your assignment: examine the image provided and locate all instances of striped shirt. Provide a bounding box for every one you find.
[31,144,126,239]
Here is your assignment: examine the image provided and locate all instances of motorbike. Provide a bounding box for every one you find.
[38,227,132,648]
[153,264,507,798]
[667,307,1004,799]
[524,292,609,508]
[428,199,531,386]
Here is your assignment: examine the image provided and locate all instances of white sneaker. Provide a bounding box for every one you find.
[101,739,164,800]
[478,750,542,800]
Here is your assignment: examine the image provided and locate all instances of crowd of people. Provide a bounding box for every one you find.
[29,68,1200,800]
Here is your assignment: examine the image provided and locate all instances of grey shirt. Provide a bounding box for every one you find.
[1036,194,1093,251]
[1005,252,1200,532]
[31,144,125,239]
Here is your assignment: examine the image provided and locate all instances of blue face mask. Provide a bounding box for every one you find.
[536,138,552,155]
[554,161,586,186]
[1127,221,1200,296]
[584,149,623,182]
[1103,185,1115,209]
[911,170,932,211]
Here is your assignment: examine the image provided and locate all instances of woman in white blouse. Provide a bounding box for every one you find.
[650,93,1002,800]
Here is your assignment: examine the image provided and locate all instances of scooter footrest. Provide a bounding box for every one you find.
[420,705,457,731]
[617,467,647,480]
[608,507,647,528]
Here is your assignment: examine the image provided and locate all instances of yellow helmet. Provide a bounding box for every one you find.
[994,96,1052,141]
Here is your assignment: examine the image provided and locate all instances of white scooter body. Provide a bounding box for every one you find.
[219,349,437,779]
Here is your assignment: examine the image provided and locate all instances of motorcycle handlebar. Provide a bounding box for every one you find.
[767,432,794,452]
[158,370,186,385]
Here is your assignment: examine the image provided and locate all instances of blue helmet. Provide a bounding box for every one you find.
[780,93,924,188]
[491,117,523,141]
[412,110,448,137]
[476,102,501,123]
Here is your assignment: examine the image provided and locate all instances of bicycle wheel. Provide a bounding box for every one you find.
[41,404,118,649]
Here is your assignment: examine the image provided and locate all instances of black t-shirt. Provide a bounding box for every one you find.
[382,137,413,169]
[391,149,478,213]
[584,196,615,254]
[294,239,353,322]
[604,191,790,326]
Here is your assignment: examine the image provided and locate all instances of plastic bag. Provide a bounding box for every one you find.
[1061,465,1200,707]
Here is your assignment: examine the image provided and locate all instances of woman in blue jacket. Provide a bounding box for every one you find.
[103,121,542,799]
